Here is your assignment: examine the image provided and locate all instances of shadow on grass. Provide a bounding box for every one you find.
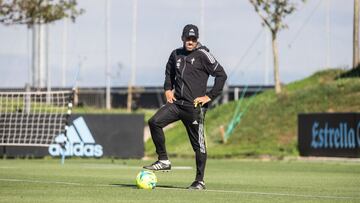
[110,183,186,190]
[336,67,360,79]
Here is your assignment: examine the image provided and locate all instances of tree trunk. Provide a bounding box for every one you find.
[354,0,359,69]
[271,32,281,94]
[127,86,133,112]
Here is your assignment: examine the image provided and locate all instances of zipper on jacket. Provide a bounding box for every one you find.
[180,56,187,97]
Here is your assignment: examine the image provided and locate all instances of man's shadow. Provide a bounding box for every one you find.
[110,183,186,190]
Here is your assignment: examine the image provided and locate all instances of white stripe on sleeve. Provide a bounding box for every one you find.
[199,49,215,64]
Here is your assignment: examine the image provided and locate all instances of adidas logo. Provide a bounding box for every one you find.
[192,120,198,125]
[189,29,195,36]
[48,117,103,157]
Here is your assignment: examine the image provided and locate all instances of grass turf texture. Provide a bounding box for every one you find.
[146,69,360,158]
[0,158,359,202]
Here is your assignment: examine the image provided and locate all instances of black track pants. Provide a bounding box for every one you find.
[148,103,207,181]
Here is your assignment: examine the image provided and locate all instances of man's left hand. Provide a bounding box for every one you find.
[194,95,211,107]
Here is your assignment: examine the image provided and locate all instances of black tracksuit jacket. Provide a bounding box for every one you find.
[163,43,227,106]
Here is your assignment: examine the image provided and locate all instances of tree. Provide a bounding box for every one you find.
[0,0,84,88]
[249,0,305,94]
[0,0,83,26]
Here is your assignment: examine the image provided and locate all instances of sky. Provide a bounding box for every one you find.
[0,0,354,88]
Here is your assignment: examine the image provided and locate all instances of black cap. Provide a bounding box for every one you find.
[182,24,199,39]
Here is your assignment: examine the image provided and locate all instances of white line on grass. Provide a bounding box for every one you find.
[0,178,82,186]
[161,187,358,200]
[80,164,192,170]
[0,178,358,200]
[0,166,16,169]
[172,166,193,170]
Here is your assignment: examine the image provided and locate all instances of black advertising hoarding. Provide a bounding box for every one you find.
[298,113,360,158]
[0,114,144,158]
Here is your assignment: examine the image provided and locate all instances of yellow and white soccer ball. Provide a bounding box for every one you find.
[136,170,157,189]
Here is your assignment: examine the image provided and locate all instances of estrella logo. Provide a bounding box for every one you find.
[311,121,360,149]
[48,117,103,157]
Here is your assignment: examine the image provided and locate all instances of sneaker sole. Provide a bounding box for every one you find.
[187,187,206,190]
[142,168,171,172]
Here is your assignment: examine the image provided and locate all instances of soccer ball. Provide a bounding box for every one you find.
[136,170,157,189]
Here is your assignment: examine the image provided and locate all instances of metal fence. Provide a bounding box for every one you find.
[0,85,274,109]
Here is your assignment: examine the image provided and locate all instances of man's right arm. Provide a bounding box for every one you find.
[163,51,177,103]
[164,51,175,91]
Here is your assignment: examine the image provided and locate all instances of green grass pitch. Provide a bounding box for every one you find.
[0,158,359,202]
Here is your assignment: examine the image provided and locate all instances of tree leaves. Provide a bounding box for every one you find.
[0,0,84,27]
[249,0,305,34]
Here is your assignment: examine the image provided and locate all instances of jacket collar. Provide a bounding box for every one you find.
[182,42,203,55]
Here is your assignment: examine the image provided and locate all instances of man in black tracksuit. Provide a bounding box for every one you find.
[144,24,227,190]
